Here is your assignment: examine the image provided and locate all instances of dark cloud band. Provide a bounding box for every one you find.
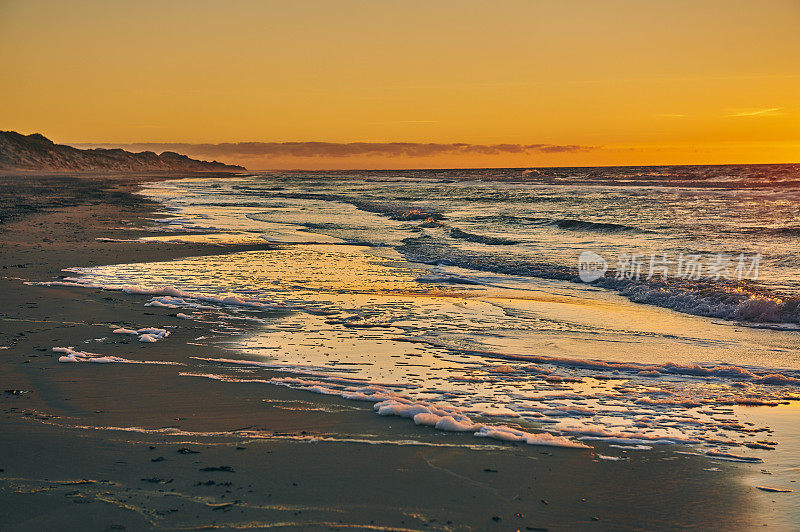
[74,141,595,159]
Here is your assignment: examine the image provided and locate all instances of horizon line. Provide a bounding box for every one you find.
[237,161,800,172]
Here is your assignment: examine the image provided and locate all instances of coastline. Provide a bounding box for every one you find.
[0,173,773,530]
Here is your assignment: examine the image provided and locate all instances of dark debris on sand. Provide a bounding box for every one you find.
[200,466,235,473]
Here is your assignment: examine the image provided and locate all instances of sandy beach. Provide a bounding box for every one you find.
[4,2,799,529]
[0,173,786,531]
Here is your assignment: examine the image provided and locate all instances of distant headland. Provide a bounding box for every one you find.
[0,131,245,172]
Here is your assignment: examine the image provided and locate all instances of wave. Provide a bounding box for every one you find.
[277,164,800,188]
[549,218,648,233]
[183,355,789,454]
[28,279,337,316]
[753,226,800,237]
[396,337,800,387]
[447,227,520,246]
[769,227,800,236]
[266,186,652,236]
[467,214,648,233]
[717,225,800,237]
[596,276,800,324]
[397,236,800,324]
[183,362,590,449]
[267,191,444,221]
[44,233,800,327]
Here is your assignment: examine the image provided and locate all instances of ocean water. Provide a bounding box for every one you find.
[45,166,800,478]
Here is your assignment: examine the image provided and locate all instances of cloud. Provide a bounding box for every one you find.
[73,141,596,159]
[728,107,784,117]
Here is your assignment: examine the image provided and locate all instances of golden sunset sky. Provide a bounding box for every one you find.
[1,0,798,169]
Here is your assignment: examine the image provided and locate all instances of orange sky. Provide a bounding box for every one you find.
[1,0,798,169]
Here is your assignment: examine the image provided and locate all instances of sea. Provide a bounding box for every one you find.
[44,164,800,499]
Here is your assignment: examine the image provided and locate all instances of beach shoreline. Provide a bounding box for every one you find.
[0,173,777,530]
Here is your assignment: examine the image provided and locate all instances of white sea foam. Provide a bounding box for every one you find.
[112,327,170,343]
[560,424,703,445]
[30,280,302,314]
[473,425,590,448]
[144,299,179,308]
[755,486,793,493]
[53,347,182,365]
[180,365,590,449]
[608,444,653,450]
[30,417,511,451]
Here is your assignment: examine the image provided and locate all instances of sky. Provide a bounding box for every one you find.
[1,0,799,169]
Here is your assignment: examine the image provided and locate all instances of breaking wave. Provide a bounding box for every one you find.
[548,218,648,233]
[398,236,800,325]
[447,227,520,246]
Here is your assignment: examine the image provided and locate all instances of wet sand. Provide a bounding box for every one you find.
[0,173,770,530]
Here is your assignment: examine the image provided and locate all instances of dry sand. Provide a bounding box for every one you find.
[0,174,763,530]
